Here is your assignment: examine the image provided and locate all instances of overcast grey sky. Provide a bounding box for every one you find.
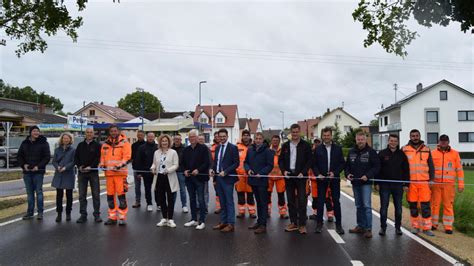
[1,0,472,129]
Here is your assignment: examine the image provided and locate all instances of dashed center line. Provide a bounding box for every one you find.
[327,229,345,244]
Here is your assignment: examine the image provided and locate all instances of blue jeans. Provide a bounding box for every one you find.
[186,177,207,223]
[177,172,187,208]
[352,184,372,230]
[216,177,236,225]
[134,171,141,202]
[252,185,268,226]
[23,173,44,215]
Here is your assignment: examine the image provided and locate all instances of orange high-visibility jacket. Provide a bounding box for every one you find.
[431,146,464,189]
[236,142,250,176]
[269,147,282,178]
[100,133,131,176]
[211,143,218,161]
[402,142,434,181]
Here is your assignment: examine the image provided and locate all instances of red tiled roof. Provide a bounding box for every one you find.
[193,104,238,128]
[297,118,320,137]
[247,118,261,133]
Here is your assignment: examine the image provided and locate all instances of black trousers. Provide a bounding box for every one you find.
[56,188,73,214]
[252,185,268,226]
[285,178,308,226]
[156,174,176,219]
[78,172,101,217]
[316,179,342,226]
[379,184,403,229]
[142,173,154,205]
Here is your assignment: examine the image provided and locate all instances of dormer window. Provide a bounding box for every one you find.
[215,112,226,124]
[199,112,209,124]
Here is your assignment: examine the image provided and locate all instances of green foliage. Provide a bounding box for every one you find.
[0,0,88,57]
[369,119,379,127]
[352,0,474,57]
[333,122,343,145]
[342,127,363,148]
[453,170,474,236]
[117,90,164,116]
[0,79,64,112]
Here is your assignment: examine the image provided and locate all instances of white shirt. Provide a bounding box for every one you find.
[325,143,332,174]
[290,141,298,171]
[158,153,167,174]
[216,142,228,173]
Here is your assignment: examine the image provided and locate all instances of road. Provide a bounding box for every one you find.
[0,182,459,265]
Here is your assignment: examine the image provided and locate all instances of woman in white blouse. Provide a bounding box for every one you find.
[151,134,179,228]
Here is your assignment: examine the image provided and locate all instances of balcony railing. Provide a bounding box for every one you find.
[387,122,402,131]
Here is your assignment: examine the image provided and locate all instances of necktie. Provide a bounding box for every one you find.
[219,144,225,172]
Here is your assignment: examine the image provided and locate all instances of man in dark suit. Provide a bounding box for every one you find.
[279,124,312,234]
[313,127,345,235]
[211,129,240,233]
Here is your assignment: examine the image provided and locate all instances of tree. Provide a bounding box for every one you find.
[352,0,474,57]
[342,127,363,148]
[333,122,343,145]
[0,79,64,112]
[0,0,88,57]
[117,90,164,116]
[369,119,379,127]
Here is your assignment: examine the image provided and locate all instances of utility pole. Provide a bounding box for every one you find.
[136,87,145,130]
[198,81,207,132]
[394,83,398,103]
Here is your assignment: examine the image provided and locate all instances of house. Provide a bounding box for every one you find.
[73,102,135,124]
[375,79,474,162]
[311,107,362,139]
[360,125,379,150]
[239,118,250,137]
[297,118,320,140]
[247,118,263,139]
[0,97,66,135]
[262,129,282,142]
[144,111,195,121]
[193,104,240,144]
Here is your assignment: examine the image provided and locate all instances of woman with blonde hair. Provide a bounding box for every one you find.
[52,132,76,222]
[151,134,179,228]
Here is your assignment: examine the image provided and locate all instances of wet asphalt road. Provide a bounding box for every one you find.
[0,181,456,266]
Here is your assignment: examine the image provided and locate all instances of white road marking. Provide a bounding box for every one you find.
[340,191,460,265]
[328,229,345,244]
[0,191,107,227]
[351,260,364,266]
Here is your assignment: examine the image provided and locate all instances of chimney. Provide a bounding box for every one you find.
[327,108,330,113]
[100,101,103,105]
[416,83,423,92]
[218,104,221,107]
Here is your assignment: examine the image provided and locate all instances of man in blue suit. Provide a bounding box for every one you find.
[211,129,240,233]
[313,127,345,235]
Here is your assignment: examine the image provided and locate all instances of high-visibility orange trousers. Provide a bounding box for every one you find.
[268,178,287,215]
[431,184,455,231]
[407,183,431,230]
[106,175,128,221]
[236,176,255,214]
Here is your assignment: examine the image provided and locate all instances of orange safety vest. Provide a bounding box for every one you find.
[269,147,282,178]
[100,133,131,176]
[211,143,218,161]
[236,142,250,176]
[431,146,464,188]
[402,143,431,181]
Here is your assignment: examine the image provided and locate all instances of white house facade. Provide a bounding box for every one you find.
[376,80,474,162]
[312,107,362,139]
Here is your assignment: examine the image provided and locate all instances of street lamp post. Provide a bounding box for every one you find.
[198,81,207,132]
[279,110,285,131]
[136,87,145,130]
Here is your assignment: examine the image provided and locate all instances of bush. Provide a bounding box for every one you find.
[454,193,474,237]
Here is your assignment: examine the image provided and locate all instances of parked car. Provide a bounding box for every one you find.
[0,146,19,168]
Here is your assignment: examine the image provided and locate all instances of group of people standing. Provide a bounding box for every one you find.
[18,122,465,237]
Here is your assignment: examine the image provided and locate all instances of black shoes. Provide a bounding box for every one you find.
[94,216,103,223]
[104,219,118,226]
[379,228,386,236]
[396,228,403,235]
[315,223,323,233]
[22,214,33,220]
[336,225,345,235]
[56,213,62,223]
[66,213,71,221]
[76,216,87,223]
[36,213,43,220]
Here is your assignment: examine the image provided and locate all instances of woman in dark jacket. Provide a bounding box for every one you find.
[52,132,76,222]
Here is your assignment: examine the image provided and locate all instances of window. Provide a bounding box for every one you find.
[344,126,351,133]
[426,111,438,123]
[199,118,208,124]
[458,111,474,121]
[216,117,224,123]
[427,133,439,144]
[440,91,448,101]
[459,132,474,143]
[384,116,388,126]
[89,109,95,116]
[336,115,341,120]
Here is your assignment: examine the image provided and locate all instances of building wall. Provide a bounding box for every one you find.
[313,109,361,138]
[76,106,116,124]
[399,83,474,153]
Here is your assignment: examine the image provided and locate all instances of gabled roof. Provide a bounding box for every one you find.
[74,102,135,121]
[298,118,321,132]
[320,107,362,125]
[193,104,238,128]
[376,79,474,115]
[239,118,249,130]
[262,129,281,140]
[247,118,261,133]
[0,109,67,124]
